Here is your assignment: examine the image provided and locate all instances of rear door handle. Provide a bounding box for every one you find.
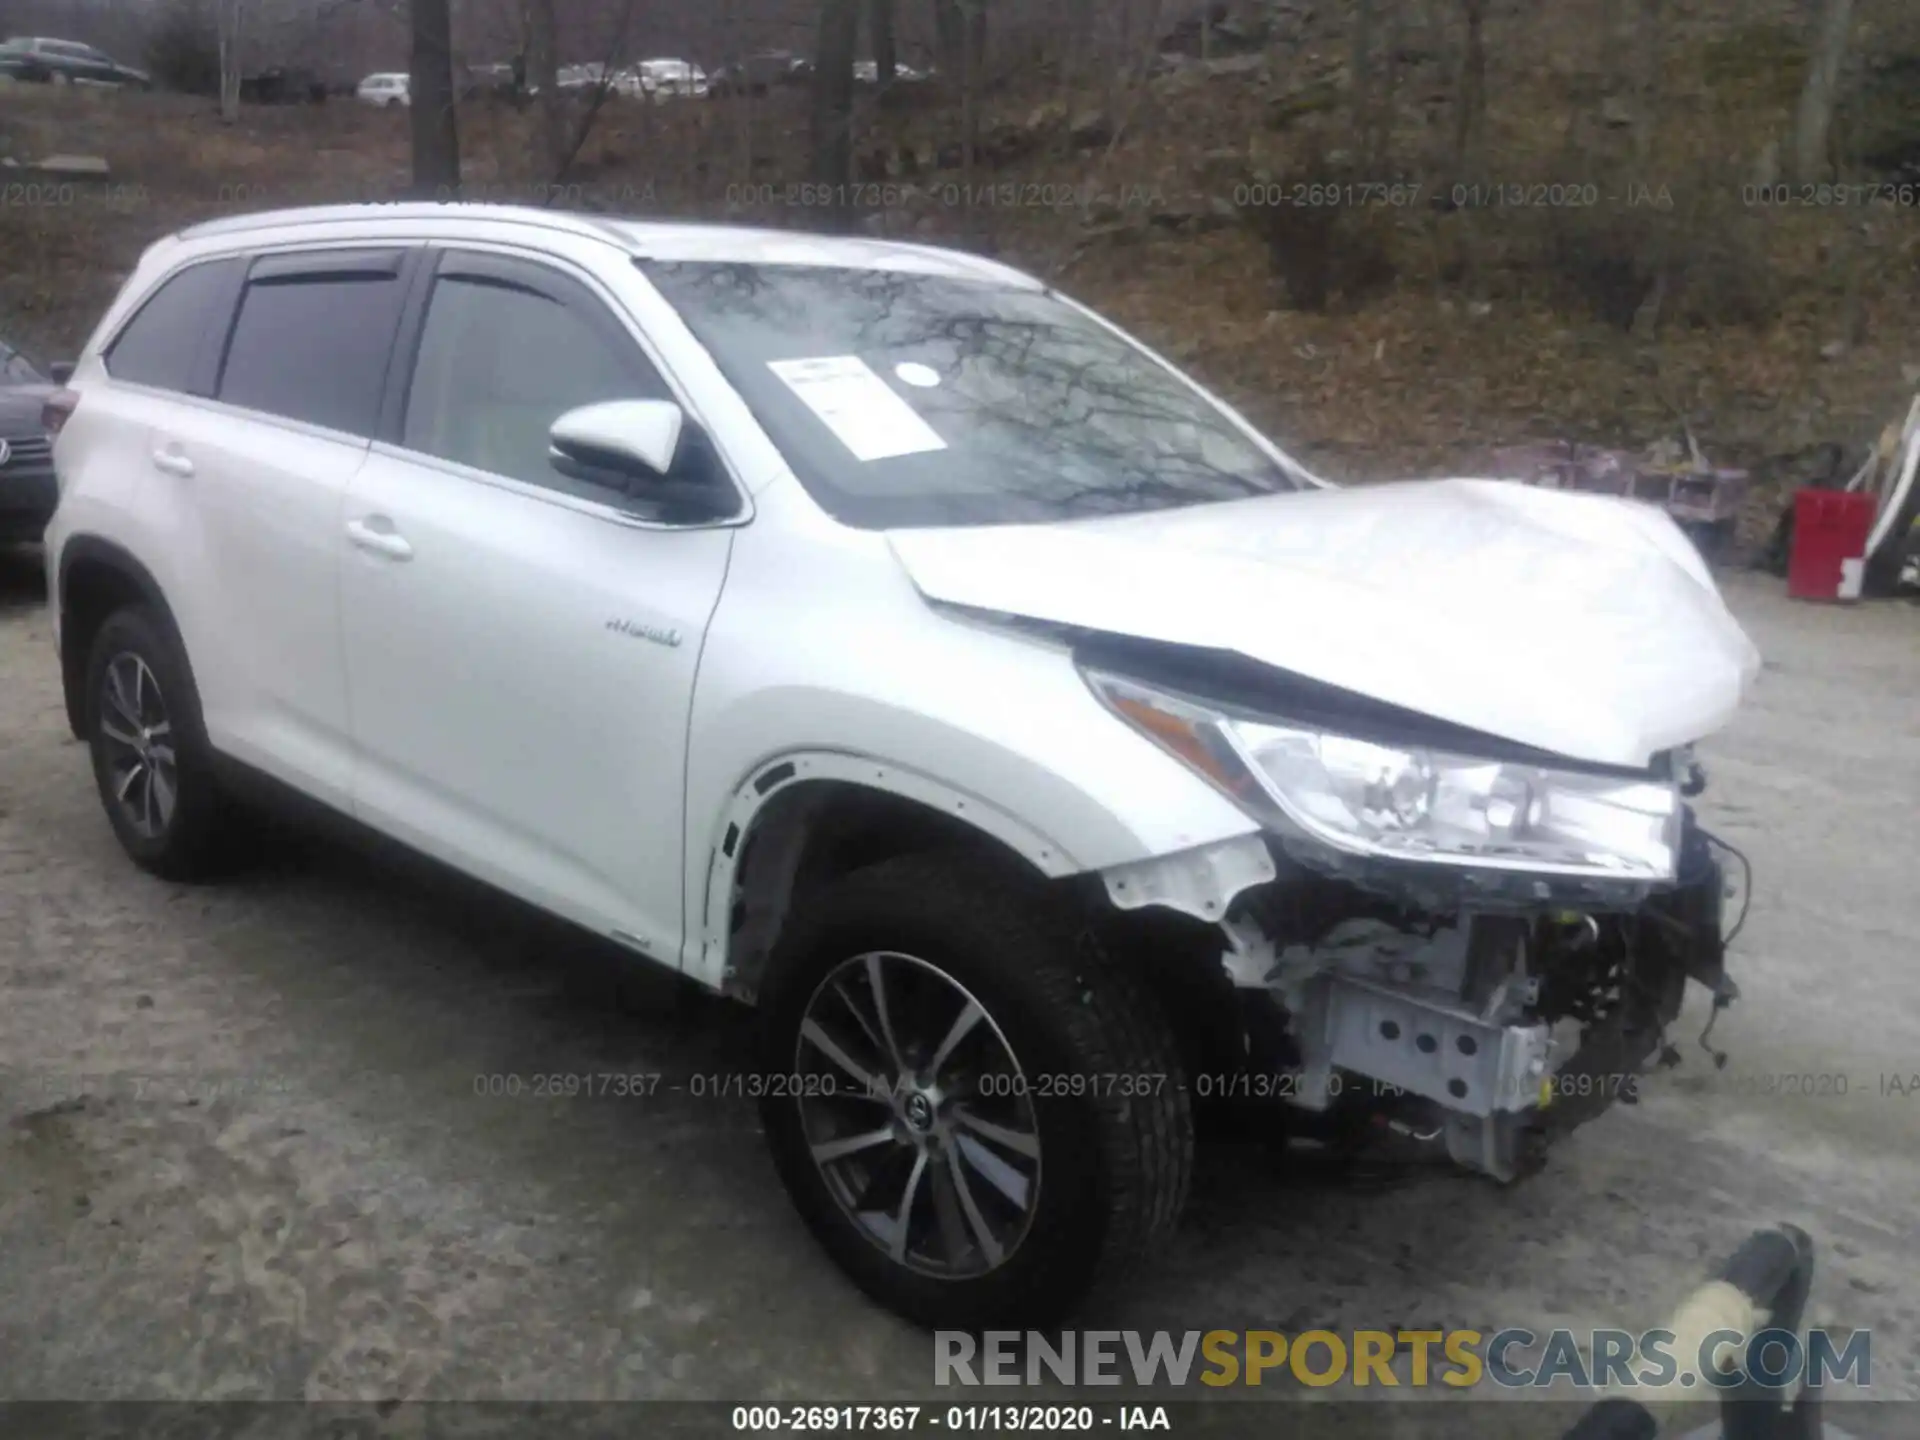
[150,447,194,478]
[345,517,414,561]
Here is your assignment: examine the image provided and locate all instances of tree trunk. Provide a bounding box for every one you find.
[870,0,897,86]
[933,0,965,81]
[960,0,986,239]
[1372,0,1401,170]
[526,0,564,179]
[410,0,462,197]
[217,0,243,124]
[1633,0,1662,165]
[1792,0,1855,183]
[1452,0,1487,168]
[812,0,861,230]
[549,0,641,189]
[1350,0,1377,161]
[1063,0,1095,83]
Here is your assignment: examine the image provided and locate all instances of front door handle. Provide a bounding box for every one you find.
[345,517,414,561]
[150,447,194,478]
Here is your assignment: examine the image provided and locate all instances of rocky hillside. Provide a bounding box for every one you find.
[2,0,1917,537]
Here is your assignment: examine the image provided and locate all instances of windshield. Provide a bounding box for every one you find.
[642,260,1305,528]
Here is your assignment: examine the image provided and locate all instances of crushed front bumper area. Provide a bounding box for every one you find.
[1110,807,1739,1182]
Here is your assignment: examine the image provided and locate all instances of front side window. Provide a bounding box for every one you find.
[400,266,670,502]
[217,258,407,435]
[104,258,238,394]
[643,261,1305,529]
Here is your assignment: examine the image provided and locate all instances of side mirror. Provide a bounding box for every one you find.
[48,360,74,384]
[550,399,684,480]
[548,399,733,521]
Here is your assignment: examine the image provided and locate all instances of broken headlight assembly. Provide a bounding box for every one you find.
[1085,671,1681,882]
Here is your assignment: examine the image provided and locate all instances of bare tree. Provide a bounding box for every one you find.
[813,0,861,229]
[214,0,246,122]
[1792,0,1856,183]
[547,4,643,188]
[1452,0,1487,168]
[1350,0,1378,160]
[957,0,990,240]
[526,0,564,178]
[932,0,964,80]
[870,0,897,86]
[1062,0,1095,83]
[1632,0,1663,164]
[410,0,461,195]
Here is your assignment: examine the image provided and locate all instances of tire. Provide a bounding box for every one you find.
[84,605,238,881]
[757,852,1193,1329]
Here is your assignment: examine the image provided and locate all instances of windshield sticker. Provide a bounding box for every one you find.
[768,355,948,462]
[894,361,942,389]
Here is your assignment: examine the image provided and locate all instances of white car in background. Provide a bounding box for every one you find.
[853,59,928,84]
[637,58,707,100]
[41,204,1757,1329]
[557,63,608,91]
[355,72,409,108]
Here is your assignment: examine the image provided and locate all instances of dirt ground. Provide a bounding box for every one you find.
[0,542,1915,1427]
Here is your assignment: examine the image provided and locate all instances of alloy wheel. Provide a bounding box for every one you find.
[97,652,177,840]
[793,951,1043,1278]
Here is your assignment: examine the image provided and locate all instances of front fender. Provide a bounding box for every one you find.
[679,681,1261,989]
[676,493,1262,988]
[687,749,1077,990]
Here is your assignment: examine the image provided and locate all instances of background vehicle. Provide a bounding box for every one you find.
[556,62,607,92]
[636,58,707,100]
[0,338,57,543]
[853,60,930,85]
[462,62,515,99]
[709,51,809,97]
[42,205,1755,1329]
[0,36,151,88]
[239,66,326,105]
[354,72,409,108]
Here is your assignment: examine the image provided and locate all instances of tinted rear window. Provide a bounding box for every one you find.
[104,259,237,393]
[217,270,406,436]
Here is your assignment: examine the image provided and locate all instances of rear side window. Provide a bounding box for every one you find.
[103,259,238,393]
[216,252,409,437]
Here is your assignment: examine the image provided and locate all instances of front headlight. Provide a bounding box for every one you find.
[1087,671,1679,881]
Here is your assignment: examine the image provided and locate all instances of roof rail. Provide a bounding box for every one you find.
[173,202,637,249]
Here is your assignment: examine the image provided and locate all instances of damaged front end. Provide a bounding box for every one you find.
[1085,637,1744,1183]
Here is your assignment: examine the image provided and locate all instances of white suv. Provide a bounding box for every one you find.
[42,204,1760,1327]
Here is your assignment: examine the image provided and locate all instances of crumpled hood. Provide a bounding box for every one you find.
[886,478,1762,769]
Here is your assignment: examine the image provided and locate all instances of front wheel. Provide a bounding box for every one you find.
[758,853,1193,1328]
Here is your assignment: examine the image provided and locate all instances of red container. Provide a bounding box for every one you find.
[1788,489,1878,601]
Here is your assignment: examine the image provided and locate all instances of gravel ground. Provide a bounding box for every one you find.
[0,543,1915,1428]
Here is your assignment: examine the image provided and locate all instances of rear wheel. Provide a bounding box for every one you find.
[758,853,1192,1328]
[85,606,239,881]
